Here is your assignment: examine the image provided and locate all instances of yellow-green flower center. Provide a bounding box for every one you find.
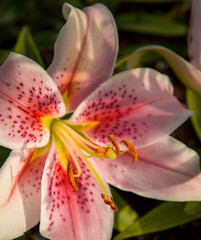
[49,118,110,196]
[38,115,137,211]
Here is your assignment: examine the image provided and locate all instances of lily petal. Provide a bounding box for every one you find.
[95,136,201,201]
[0,146,49,239]
[0,52,66,149]
[127,45,201,96]
[47,3,118,110]
[40,143,113,240]
[188,0,201,69]
[71,68,191,148]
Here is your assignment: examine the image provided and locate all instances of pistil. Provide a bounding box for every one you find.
[52,120,110,199]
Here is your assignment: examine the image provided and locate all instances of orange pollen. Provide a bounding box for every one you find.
[67,163,78,191]
[106,134,120,155]
[110,203,118,211]
[101,194,118,211]
[122,139,138,163]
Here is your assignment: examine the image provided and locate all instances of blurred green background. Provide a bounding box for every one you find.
[0,0,191,66]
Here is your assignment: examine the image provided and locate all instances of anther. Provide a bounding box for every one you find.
[122,139,138,162]
[110,203,118,211]
[101,193,113,205]
[101,194,118,211]
[106,135,120,155]
[67,163,78,191]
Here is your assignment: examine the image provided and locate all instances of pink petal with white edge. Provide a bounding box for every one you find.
[95,136,201,201]
[47,3,87,96]
[0,52,66,149]
[188,0,201,69]
[47,3,118,110]
[71,68,191,148]
[0,146,49,239]
[40,143,113,240]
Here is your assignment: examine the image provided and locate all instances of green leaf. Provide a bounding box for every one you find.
[111,188,138,232]
[0,49,11,64]
[0,6,17,24]
[115,43,166,70]
[14,232,27,240]
[35,30,58,49]
[14,26,44,67]
[116,12,187,36]
[127,45,201,96]
[58,0,86,8]
[113,0,189,2]
[60,112,74,120]
[0,146,11,167]
[187,89,201,142]
[114,201,201,240]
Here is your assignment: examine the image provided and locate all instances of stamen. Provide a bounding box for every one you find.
[106,135,120,155]
[122,139,138,162]
[67,163,78,191]
[52,133,68,170]
[101,194,118,211]
[110,203,118,211]
[101,194,113,205]
[50,118,137,213]
[94,135,120,160]
[61,121,99,149]
[53,121,110,197]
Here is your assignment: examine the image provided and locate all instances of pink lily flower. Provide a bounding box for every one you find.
[0,3,201,240]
